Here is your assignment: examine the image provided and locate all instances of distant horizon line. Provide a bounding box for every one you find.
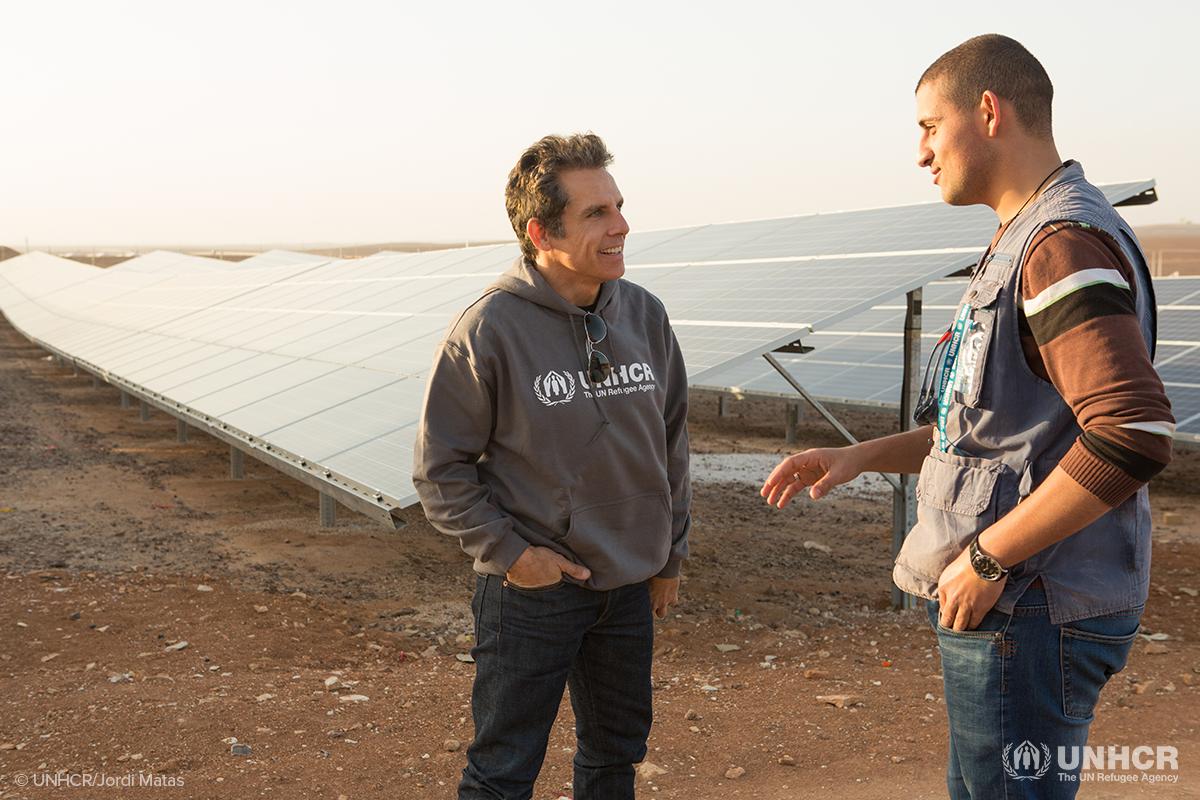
[3,220,1196,257]
[0,239,514,257]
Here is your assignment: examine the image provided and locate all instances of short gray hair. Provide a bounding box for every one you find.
[505,133,614,261]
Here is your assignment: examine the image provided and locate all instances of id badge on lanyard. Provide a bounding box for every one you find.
[935,302,973,453]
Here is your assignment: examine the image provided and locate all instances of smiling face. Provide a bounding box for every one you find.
[915,79,998,208]
[532,168,629,306]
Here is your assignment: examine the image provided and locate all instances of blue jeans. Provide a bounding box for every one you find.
[458,575,654,800]
[927,590,1141,799]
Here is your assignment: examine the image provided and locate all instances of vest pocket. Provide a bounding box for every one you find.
[914,448,1014,516]
[894,449,1019,597]
[951,279,1002,409]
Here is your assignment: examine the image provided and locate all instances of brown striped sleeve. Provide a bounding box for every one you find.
[1019,223,1174,506]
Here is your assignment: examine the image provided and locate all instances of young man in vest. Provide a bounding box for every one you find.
[762,35,1174,798]
[414,133,691,799]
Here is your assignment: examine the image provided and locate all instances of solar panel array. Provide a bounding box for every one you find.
[1153,276,1200,440]
[108,250,233,273]
[622,202,994,383]
[238,250,344,269]
[0,179,1168,520]
[698,275,1200,441]
[0,244,525,516]
[626,180,1154,383]
[107,249,338,273]
[694,278,969,406]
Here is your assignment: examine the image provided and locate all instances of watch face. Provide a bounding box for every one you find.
[972,553,1003,581]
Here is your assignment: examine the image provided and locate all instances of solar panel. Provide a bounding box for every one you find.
[698,274,1200,442]
[0,247,509,518]
[1154,279,1200,440]
[108,250,233,273]
[0,179,1175,527]
[237,250,342,268]
[628,180,1151,384]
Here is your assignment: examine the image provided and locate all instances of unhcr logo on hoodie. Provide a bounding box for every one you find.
[533,362,658,407]
[533,371,576,406]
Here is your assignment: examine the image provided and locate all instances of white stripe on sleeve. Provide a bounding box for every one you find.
[1118,420,1177,436]
[1024,268,1130,317]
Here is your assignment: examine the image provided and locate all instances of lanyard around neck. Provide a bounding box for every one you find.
[936,301,974,453]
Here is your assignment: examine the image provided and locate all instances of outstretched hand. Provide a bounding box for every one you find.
[760,447,862,508]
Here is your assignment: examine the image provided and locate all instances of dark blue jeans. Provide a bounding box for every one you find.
[927,589,1141,799]
[458,575,654,800]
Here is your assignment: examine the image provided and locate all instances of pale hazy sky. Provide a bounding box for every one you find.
[3,1,1196,251]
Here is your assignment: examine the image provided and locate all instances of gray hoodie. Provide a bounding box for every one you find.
[412,257,691,591]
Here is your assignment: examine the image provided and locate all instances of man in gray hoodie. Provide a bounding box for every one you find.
[413,132,691,800]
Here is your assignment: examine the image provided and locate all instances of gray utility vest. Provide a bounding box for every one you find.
[893,162,1157,625]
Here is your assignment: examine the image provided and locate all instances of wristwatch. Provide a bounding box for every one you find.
[968,534,1009,582]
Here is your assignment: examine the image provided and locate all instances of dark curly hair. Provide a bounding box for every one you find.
[505,133,614,262]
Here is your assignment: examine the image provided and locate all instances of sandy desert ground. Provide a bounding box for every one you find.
[1,314,1198,799]
[1136,224,1200,276]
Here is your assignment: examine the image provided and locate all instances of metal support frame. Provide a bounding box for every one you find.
[762,352,902,493]
[692,385,896,415]
[13,324,406,530]
[766,302,924,611]
[177,419,188,443]
[320,493,337,527]
[892,289,922,609]
[230,447,244,479]
[785,402,801,445]
[93,375,100,390]
[718,395,727,417]
[120,390,130,410]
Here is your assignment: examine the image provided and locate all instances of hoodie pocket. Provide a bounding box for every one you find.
[564,492,672,591]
